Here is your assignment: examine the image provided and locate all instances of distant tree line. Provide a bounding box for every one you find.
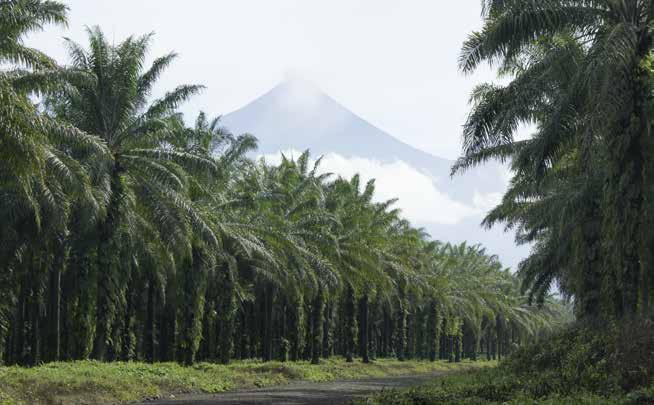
[0,0,568,367]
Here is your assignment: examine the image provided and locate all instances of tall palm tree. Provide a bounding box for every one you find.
[170,112,267,364]
[0,0,109,365]
[50,27,217,360]
[252,152,338,363]
[0,1,571,364]
[457,0,654,318]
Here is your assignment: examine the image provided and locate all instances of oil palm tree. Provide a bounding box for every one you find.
[457,0,654,317]
[50,27,217,360]
[0,0,570,366]
[255,152,338,363]
[0,0,109,365]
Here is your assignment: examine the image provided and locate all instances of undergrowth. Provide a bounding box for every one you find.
[359,317,654,404]
[0,357,489,404]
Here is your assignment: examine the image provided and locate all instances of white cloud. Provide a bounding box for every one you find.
[260,150,484,225]
[473,191,503,213]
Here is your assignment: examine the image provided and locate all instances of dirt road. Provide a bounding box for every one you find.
[144,373,439,404]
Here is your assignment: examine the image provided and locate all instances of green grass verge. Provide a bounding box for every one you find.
[0,358,492,404]
[354,319,654,404]
[356,367,654,404]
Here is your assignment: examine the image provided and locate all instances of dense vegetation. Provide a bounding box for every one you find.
[0,0,567,373]
[360,319,654,404]
[357,0,654,403]
[454,0,654,320]
[0,358,491,404]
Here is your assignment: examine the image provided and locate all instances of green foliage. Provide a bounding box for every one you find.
[362,317,654,404]
[0,358,486,404]
[0,0,568,375]
[455,0,654,320]
[437,3,654,401]
[426,0,654,403]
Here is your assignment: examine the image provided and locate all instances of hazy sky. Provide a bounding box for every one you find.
[27,1,530,267]
[30,0,496,160]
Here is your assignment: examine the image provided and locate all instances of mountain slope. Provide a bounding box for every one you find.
[222,79,504,202]
[221,79,528,267]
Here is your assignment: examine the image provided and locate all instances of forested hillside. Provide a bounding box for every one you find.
[0,0,568,373]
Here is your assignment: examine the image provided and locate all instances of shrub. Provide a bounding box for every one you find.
[361,317,654,404]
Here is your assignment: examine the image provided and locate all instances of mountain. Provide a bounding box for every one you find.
[221,78,529,268]
[222,78,505,202]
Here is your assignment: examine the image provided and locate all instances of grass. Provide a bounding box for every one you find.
[0,358,493,404]
[356,366,654,405]
[358,319,654,404]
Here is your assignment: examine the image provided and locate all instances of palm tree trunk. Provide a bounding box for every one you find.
[369,296,380,361]
[62,243,95,360]
[247,301,257,359]
[302,304,312,360]
[414,307,424,359]
[447,335,454,363]
[288,295,303,362]
[359,293,369,363]
[603,39,653,317]
[217,263,236,364]
[144,277,156,363]
[427,300,439,362]
[121,269,136,361]
[454,334,461,363]
[279,298,289,362]
[91,262,111,361]
[179,246,207,365]
[262,283,274,362]
[45,249,64,362]
[396,290,407,361]
[406,307,415,360]
[160,271,177,362]
[382,306,391,358]
[343,284,356,362]
[9,277,28,365]
[92,167,124,361]
[486,331,491,361]
[322,300,332,359]
[310,286,324,365]
[439,320,446,360]
[491,333,496,360]
[28,264,42,366]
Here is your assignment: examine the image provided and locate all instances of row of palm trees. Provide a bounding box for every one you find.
[0,0,568,367]
[455,0,654,320]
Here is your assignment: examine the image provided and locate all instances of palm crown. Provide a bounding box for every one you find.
[0,0,569,367]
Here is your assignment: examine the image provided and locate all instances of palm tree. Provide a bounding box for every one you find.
[175,111,263,364]
[254,152,338,363]
[324,174,402,362]
[0,0,572,367]
[50,27,217,360]
[0,0,109,365]
[457,0,654,318]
